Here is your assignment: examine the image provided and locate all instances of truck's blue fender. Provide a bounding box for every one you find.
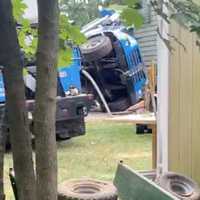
[57,47,82,93]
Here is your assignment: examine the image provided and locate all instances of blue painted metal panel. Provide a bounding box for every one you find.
[0,72,5,103]
[99,8,115,17]
[0,48,82,104]
[117,34,146,101]
[58,48,82,93]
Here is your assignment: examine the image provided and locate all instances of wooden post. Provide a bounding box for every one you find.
[145,64,157,113]
[148,124,157,169]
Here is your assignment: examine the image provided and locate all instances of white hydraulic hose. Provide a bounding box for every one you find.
[81,69,112,116]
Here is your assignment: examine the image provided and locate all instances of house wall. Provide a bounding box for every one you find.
[168,21,200,184]
[135,1,158,66]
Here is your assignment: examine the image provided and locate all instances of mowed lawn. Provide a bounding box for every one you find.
[4,121,152,199]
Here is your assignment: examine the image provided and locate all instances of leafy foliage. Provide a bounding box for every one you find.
[151,0,200,38]
[12,0,27,22]
[111,0,144,29]
[124,0,140,8]
[59,15,86,45]
[59,14,86,65]
[121,7,143,28]
[60,0,99,27]
[58,48,72,67]
[12,0,86,66]
[150,0,200,50]
[17,21,38,59]
[168,0,200,37]
[12,0,37,60]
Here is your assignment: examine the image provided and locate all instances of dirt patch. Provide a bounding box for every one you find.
[116,152,151,159]
[86,112,112,122]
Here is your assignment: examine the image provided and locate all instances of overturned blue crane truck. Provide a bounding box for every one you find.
[0,8,146,143]
[58,9,147,114]
[79,9,147,112]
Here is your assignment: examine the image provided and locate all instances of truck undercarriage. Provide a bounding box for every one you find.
[80,34,146,112]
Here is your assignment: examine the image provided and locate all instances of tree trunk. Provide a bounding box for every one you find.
[34,0,59,200]
[0,1,36,200]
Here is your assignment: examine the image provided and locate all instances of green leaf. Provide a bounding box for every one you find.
[121,7,144,28]
[124,0,140,8]
[12,1,86,63]
[59,15,86,45]
[58,48,73,67]
[59,0,99,27]
[12,0,27,22]
[164,0,200,39]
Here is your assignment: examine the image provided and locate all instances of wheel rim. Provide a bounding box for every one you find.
[82,38,103,50]
[72,183,101,194]
[170,180,194,197]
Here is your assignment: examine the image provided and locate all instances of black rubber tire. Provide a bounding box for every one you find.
[58,179,118,200]
[80,36,113,62]
[56,133,71,140]
[156,172,200,200]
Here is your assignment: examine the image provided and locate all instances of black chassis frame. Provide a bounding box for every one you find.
[0,94,93,143]
[26,94,93,139]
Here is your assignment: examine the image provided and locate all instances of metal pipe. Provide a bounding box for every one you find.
[81,69,112,116]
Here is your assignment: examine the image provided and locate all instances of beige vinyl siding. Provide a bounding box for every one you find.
[168,21,200,184]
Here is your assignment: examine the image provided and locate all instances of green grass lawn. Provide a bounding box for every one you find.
[4,121,152,199]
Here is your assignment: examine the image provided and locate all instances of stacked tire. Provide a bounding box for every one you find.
[58,179,118,200]
[156,172,200,200]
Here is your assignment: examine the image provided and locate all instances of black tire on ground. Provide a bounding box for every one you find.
[80,36,113,62]
[58,179,118,200]
[56,134,71,140]
[156,172,200,200]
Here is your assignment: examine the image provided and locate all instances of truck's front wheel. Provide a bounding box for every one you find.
[80,36,113,62]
